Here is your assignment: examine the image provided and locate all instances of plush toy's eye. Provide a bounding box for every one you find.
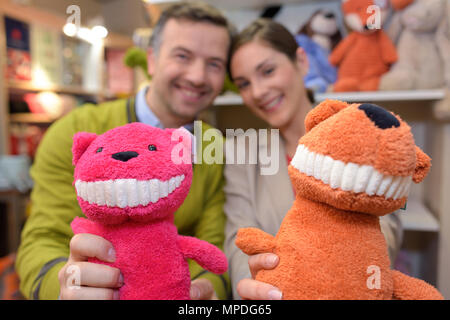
[96,147,103,153]
[148,144,157,151]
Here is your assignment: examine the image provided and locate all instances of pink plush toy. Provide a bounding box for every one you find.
[70,122,228,300]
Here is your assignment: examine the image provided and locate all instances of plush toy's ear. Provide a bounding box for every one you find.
[72,132,98,166]
[413,146,431,183]
[305,99,349,132]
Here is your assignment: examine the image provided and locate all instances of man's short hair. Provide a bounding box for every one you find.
[149,1,236,57]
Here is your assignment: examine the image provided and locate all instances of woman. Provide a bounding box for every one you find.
[223,19,403,300]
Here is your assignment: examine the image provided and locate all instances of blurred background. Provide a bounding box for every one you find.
[0,0,449,299]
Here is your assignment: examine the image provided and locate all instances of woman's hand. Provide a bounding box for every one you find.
[237,253,283,300]
[58,233,123,300]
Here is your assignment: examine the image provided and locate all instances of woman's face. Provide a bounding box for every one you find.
[231,40,308,129]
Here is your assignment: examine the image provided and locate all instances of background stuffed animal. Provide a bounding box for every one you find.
[71,123,227,299]
[236,99,443,300]
[437,0,450,89]
[298,9,343,52]
[434,0,450,119]
[329,0,398,92]
[380,0,447,90]
[296,10,341,93]
[295,34,338,93]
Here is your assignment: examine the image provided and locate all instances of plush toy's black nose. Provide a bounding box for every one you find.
[358,103,400,129]
[112,151,139,162]
[324,12,335,19]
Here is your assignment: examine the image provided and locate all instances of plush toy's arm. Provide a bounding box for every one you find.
[391,270,444,300]
[178,236,228,274]
[329,33,357,66]
[379,31,398,65]
[71,217,101,235]
[235,228,276,256]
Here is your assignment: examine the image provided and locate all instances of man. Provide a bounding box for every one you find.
[16,1,234,300]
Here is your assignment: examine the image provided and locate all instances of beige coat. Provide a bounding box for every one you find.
[224,133,403,300]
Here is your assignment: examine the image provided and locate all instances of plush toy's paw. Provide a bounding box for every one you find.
[359,77,380,91]
[392,270,443,300]
[235,228,276,256]
[178,236,228,274]
[333,78,359,92]
[379,68,414,91]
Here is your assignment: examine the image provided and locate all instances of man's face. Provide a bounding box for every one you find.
[148,19,229,122]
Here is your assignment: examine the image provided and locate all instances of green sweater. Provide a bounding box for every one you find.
[16,98,230,300]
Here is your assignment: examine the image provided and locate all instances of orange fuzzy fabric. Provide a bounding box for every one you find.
[236,100,443,300]
[329,0,398,92]
[390,0,414,11]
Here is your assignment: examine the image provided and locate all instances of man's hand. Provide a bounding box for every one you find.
[190,278,218,300]
[237,253,283,300]
[58,233,123,300]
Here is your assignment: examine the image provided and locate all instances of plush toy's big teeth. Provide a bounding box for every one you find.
[75,175,185,208]
[291,144,412,200]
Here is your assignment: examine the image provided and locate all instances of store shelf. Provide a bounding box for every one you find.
[398,198,440,232]
[8,113,56,125]
[7,80,99,96]
[315,90,446,103]
[214,90,446,106]
[214,93,243,106]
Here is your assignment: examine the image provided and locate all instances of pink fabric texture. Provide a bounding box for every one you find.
[70,123,227,300]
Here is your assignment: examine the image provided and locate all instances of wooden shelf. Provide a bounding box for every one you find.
[214,90,446,106]
[214,93,243,106]
[315,90,446,103]
[9,113,56,125]
[398,198,439,232]
[7,80,99,96]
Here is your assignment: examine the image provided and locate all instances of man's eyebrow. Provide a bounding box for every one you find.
[171,46,226,65]
[170,46,192,54]
[208,56,226,65]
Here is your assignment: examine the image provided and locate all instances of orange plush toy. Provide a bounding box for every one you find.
[236,99,444,300]
[329,0,400,92]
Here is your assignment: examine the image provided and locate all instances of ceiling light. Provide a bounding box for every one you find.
[77,27,94,43]
[63,23,77,37]
[92,25,108,39]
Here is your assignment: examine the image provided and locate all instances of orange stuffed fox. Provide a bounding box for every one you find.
[236,99,443,300]
[329,0,403,92]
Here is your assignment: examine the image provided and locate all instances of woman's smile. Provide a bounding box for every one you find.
[260,95,284,112]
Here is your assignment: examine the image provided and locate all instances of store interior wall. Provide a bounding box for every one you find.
[20,0,149,37]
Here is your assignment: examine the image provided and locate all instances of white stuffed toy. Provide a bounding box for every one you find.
[380,0,447,90]
[433,0,450,119]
